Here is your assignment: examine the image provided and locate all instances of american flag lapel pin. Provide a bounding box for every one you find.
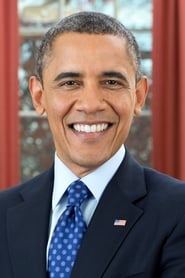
[114,219,127,226]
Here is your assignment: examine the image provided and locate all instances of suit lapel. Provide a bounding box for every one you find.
[72,152,147,278]
[7,167,54,278]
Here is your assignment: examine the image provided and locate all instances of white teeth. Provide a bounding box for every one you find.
[73,123,109,133]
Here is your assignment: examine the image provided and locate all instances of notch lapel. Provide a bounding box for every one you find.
[7,167,54,278]
[71,152,147,278]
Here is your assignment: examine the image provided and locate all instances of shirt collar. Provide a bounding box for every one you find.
[52,145,125,210]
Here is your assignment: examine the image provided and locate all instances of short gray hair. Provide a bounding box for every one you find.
[36,11,142,84]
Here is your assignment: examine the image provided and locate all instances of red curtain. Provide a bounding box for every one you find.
[0,1,20,189]
[152,0,185,180]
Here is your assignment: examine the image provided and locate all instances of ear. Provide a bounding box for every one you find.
[134,76,149,116]
[29,76,46,115]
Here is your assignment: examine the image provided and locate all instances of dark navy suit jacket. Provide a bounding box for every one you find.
[1,151,185,278]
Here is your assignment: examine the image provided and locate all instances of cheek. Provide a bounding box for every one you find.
[113,97,135,119]
[45,95,69,119]
[113,97,136,137]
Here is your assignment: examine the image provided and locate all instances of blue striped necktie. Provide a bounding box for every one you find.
[48,180,90,278]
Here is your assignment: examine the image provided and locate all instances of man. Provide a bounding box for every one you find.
[1,11,185,278]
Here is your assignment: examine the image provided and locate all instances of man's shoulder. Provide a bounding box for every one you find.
[125,150,185,194]
[0,166,54,208]
[122,150,185,209]
[142,166,185,212]
[144,166,185,192]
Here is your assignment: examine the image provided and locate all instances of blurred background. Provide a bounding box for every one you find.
[1,0,185,189]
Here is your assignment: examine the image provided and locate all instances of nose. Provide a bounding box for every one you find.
[75,83,106,113]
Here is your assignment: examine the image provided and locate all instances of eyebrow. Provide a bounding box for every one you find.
[54,71,83,82]
[101,71,128,83]
[53,70,129,83]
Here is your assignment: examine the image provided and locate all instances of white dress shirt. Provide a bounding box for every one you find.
[46,145,125,261]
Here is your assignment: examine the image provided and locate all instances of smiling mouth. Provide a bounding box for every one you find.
[72,123,111,133]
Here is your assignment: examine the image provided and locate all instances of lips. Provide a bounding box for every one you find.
[73,123,109,133]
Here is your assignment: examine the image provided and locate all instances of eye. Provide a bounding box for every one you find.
[63,80,78,86]
[105,80,118,85]
[101,79,123,90]
[57,80,81,89]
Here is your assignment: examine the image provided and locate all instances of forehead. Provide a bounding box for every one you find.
[51,32,127,53]
[42,33,134,76]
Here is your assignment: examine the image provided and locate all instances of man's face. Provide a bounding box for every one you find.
[29,33,148,177]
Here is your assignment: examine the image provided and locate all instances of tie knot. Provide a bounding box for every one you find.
[67,180,90,207]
